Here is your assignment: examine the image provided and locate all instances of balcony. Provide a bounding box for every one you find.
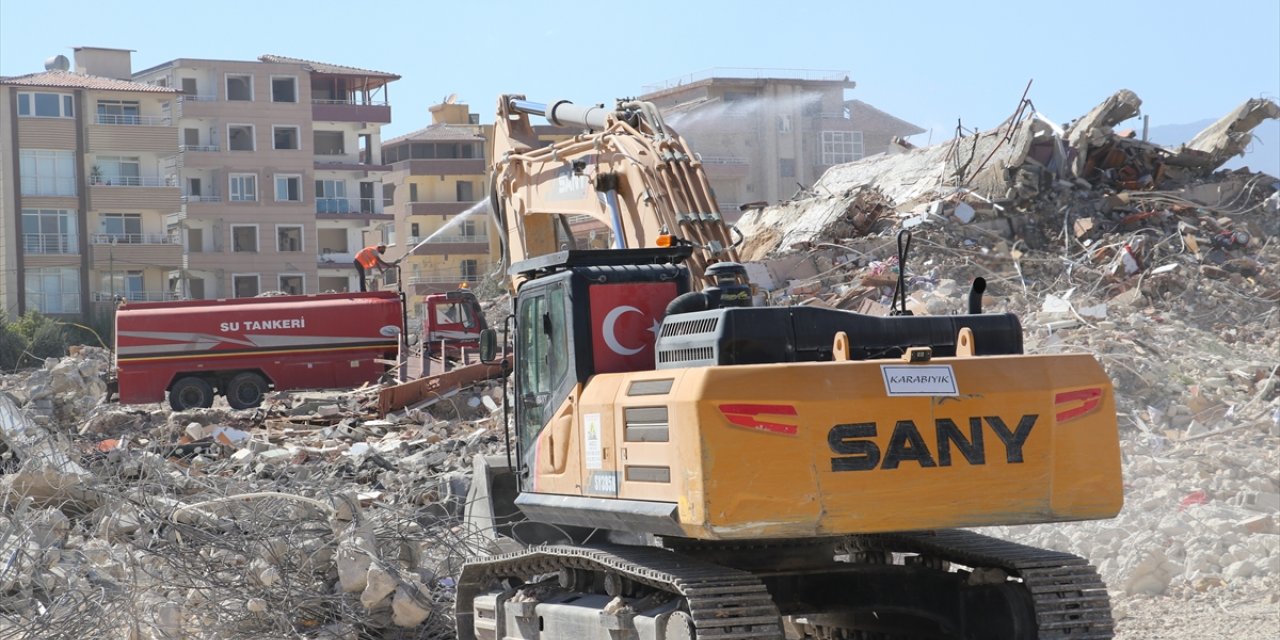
[398,158,486,175]
[311,99,391,124]
[90,232,179,245]
[405,273,485,285]
[89,179,181,211]
[92,291,180,303]
[314,157,390,172]
[23,233,78,255]
[87,119,177,154]
[405,201,475,216]
[96,114,170,126]
[173,95,219,117]
[90,235,182,269]
[318,251,355,267]
[180,144,220,152]
[316,198,389,219]
[182,193,222,203]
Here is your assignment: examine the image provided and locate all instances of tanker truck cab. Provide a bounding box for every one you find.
[424,288,486,359]
[114,291,404,411]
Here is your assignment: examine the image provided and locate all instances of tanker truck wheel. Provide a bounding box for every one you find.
[170,377,214,411]
[225,372,267,410]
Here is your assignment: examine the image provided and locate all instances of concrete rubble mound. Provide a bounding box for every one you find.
[738,90,1279,636]
[0,356,509,639]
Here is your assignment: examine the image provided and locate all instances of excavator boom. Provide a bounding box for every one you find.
[489,95,738,290]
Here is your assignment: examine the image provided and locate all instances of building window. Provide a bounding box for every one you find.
[461,259,479,280]
[229,174,257,201]
[231,225,258,253]
[779,158,796,178]
[460,219,478,237]
[181,78,198,95]
[277,225,303,252]
[278,274,304,295]
[17,92,74,118]
[408,183,418,202]
[233,274,260,298]
[101,271,145,300]
[93,156,141,185]
[821,130,864,165]
[383,183,395,206]
[96,100,141,125]
[25,267,80,313]
[19,149,75,195]
[410,222,420,239]
[226,74,253,101]
[314,131,344,155]
[271,76,297,103]
[456,181,474,202]
[229,124,255,151]
[99,213,143,243]
[274,175,302,202]
[21,209,77,254]
[273,125,300,150]
[316,180,348,213]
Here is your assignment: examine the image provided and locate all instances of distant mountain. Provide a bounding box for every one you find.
[1146,118,1279,178]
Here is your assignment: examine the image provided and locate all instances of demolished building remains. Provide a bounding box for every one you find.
[0,89,1277,639]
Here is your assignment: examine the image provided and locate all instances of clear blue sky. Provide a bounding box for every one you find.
[2,0,1277,145]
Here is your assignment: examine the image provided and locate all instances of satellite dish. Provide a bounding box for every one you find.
[445,93,458,105]
[44,55,70,72]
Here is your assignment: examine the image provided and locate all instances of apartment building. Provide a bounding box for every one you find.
[1,48,182,320]
[379,100,492,318]
[639,69,922,223]
[132,54,399,298]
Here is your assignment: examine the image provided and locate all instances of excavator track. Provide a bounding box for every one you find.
[456,530,1112,640]
[863,529,1114,639]
[457,544,783,640]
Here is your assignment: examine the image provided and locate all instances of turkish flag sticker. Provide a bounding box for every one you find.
[588,282,679,374]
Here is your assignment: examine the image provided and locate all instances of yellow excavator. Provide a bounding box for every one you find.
[459,95,1123,639]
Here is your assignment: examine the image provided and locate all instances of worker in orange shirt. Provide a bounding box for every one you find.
[353,244,394,292]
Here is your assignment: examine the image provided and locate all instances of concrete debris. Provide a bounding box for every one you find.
[735,88,1279,632]
[0,344,508,638]
[0,86,1275,639]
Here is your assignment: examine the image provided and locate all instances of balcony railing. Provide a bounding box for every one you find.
[23,233,78,254]
[92,291,180,302]
[180,144,220,152]
[90,176,174,187]
[699,155,750,165]
[406,274,485,285]
[316,198,380,214]
[432,233,488,244]
[183,194,222,202]
[178,94,218,102]
[311,98,390,106]
[90,232,180,245]
[96,114,170,126]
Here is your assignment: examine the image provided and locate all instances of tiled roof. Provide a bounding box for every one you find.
[257,55,399,80]
[0,70,177,93]
[384,124,484,145]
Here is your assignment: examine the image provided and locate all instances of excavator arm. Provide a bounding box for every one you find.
[489,95,739,291]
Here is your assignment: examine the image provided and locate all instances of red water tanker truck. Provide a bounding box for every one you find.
[114,292,404,410]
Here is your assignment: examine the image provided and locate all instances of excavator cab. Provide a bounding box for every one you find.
[508,248,691,488]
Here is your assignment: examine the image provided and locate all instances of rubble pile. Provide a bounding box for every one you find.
[0,368,509,639]
[739,90,1280,631]
[0,88,1274,639]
